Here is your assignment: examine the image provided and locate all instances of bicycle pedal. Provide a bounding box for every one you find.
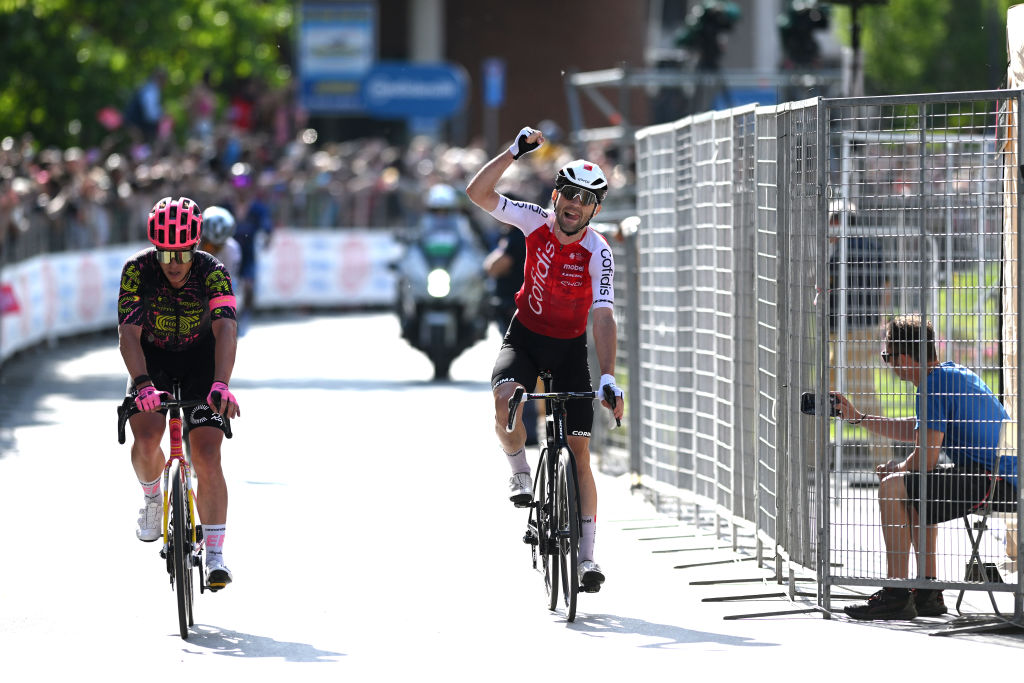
[579,584,601,594]
[523,530,538,545]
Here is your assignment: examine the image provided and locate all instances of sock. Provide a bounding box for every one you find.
[203,524,226,566]
[579,515,596,562]
[504,446,529,475]
[140,476,161,503]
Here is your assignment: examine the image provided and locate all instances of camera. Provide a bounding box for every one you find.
[800,391,840,416]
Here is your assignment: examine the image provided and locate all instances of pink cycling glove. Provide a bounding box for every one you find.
[135,385,162,412]
[207,381,238,415]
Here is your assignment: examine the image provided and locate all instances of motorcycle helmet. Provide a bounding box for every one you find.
[202,206,236,246]
[148,196,202,250]
[555,160,608,205]
[426,183,460,212]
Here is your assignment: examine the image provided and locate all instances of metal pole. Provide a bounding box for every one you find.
[917,104,929,582]
[1015,92,1024,619]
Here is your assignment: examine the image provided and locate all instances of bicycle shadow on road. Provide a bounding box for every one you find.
[566,612,778,649]
[183,624,345,661]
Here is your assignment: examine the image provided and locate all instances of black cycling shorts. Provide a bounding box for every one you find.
[491,315,594,437]
[123,334,228,434]
[903,464,1017,524]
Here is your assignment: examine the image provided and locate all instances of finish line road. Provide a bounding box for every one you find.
[0,312,1017,680]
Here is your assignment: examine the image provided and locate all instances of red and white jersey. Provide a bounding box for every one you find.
[490,195,614,339]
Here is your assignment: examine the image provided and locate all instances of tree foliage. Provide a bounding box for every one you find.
[0,0,294,148]
[833,0,1014,95]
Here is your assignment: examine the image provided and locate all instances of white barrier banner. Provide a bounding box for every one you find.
[1,230,400,364]
[255,228,399,308]
[1,245,142,361]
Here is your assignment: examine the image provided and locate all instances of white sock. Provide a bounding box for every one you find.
[140,476,161,503]
[579,515,596,562]
[503,446,530,475]
[203,524,226,566]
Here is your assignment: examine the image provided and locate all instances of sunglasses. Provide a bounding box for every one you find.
[559,185,599,206]
[156,248,196,264]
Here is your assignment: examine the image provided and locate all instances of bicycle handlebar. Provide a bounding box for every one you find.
[505,385,620,433]
[602,384,623,428]
[117,394,233,444]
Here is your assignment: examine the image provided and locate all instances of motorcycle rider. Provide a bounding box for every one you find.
[395,183,489,379]
[466,126,625,590]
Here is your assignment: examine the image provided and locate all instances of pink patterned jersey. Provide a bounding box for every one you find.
[490,195,614,339]
[118,248,237,351]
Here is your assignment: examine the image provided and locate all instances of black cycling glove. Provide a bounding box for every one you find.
[508,126,542,160]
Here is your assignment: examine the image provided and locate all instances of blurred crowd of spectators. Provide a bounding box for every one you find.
[0,107,628,265]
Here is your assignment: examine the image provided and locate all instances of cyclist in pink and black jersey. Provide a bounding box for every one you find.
[467,126,624,591]
[117,196,240,591]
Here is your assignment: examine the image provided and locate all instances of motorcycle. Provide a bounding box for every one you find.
[394,210,489,380]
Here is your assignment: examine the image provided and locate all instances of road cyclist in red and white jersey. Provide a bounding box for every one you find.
[467,126,625,590]
[118,196,241,590]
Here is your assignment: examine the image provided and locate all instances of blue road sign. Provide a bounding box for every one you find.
[361,62,467,119]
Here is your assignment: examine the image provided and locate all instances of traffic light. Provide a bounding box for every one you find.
[778,1,831,68]
[675,1,741,71]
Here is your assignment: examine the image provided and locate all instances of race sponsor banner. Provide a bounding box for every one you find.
[0,245,141,361]
[0,230,400,364]
[255,228,400,308]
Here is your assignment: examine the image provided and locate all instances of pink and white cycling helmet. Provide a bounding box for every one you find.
[148,196,202,250]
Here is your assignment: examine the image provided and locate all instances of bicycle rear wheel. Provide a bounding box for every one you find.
[535,449,558,611]
[169,460,192,639]
[556,451,580,622]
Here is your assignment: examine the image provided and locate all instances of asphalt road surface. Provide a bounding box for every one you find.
[0,312,1021,680]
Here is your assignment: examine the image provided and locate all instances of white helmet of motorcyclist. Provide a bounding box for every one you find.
[426,183,460,212]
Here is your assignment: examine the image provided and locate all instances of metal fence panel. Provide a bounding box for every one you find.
[633,89,1023,616]
[636,122,682,488]
[754,105,781,548]
[823,93,1022,604]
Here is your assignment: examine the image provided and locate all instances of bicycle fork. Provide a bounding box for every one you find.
[159,416,204,566]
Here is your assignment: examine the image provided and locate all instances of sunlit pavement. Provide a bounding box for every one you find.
[0,311,1020,679]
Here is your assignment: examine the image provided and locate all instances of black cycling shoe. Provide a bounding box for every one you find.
[578,560,605,592]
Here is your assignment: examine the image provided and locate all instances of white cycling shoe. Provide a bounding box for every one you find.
[508,472,533,507]
[578,560,606,590]
[205,558,233,592]
[136,500,162,542]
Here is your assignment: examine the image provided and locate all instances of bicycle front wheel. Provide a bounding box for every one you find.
[535,448,558,611]
[169,460,192,639]
[556,451,580,622]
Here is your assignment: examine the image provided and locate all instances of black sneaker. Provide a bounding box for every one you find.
[844,588,917,620]
[913,588,947,617]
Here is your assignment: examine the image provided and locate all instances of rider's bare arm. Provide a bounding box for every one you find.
[118,323,151,388]
[466,127,545,212]
[591,307,623,419]
[211,318,237,387]
[466,151,514,212]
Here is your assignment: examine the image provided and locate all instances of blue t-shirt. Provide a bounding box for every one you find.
[916,362,1013,482]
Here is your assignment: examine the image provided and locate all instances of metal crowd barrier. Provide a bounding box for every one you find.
[621,88,1024,624]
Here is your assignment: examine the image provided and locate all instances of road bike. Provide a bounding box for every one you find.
[506,370,619,622]
[117,383,232,640]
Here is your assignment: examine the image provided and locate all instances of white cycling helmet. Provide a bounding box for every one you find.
[426,183,460,211]
[201,206,236,246]
[555,159,608,204]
